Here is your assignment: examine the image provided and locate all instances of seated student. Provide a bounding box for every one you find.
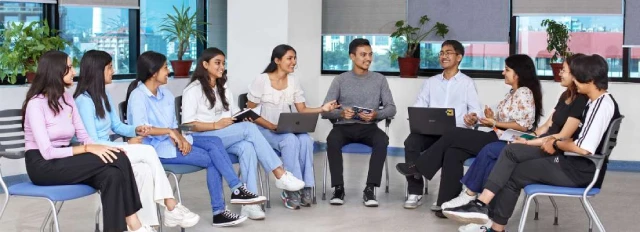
[126,51,266,227]
[451,54,589,231]
[321,38,397,207]
[402,40,482,210]
[247,44,339,209]
[22,50,152,232]
[396,54,543,217]
[73,50,200,229]
[443,54,620,232]
[180,47,305,219]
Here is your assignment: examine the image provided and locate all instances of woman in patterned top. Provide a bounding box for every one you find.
[396,54,543,218]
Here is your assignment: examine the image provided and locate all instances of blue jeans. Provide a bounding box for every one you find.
[194,122,283,193]
[257,126,315,187]
[160,135,242,215]
[460,141,507,193]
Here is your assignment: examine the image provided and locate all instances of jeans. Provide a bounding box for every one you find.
[257,126,315,187]
[194,122,283,193]
[460,141,507,193]
[160,135,242,215]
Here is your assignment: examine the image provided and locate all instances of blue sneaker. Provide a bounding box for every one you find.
[281,190,301,210]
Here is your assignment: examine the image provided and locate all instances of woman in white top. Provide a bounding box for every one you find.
[181,47,305,219]
[247,44,338,208]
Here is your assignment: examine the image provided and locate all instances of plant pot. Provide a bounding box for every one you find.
[170,60,193,78]
[550,63,563,82]
[26,72,36,83]
[398,57,420,78]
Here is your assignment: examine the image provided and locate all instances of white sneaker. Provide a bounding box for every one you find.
[129,225,156,232]
[241,204,266,220]
[163,203,200,228]
[430,201,442,211]
[403,194,423,209]
[442,189,477,210]
[458,221,493,232]
[275,171,305,191]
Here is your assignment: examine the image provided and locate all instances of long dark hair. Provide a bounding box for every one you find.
[125,51,167,104]
[505,54,543,127]
[73,50,113,119]
[190,47,229,110]
[262,44,296,73]
[21,50,73,128]
[560,54,586,101]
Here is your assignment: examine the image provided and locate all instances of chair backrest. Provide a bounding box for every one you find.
[238,93,248,110]
[0,109,25,154]
[599,116,624,159]
[175,96,183,125]
[118,101,128,124]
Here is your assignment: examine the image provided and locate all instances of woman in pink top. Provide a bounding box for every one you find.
[22,51,153,232]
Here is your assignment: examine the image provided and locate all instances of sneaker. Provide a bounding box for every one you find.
[281,190,301,210]
[362,185,378,207]
[430,202,442,211]
[299,187,313,207]
[241,204,266,220]
[329,185,345,205]
[212,210,247,227]
[163,203,200,228]
[403,194,423,209]
[443,201,490,225]
[129,225,155,232]
[396,163,420,176]
[458,221,493,232]
[442,189,477,210]
[230,185,267,205]
[275,171,305,191]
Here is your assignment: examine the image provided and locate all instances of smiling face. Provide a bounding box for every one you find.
[502,64,518,86]
[349,45,373,71]
[62,57,76,86]
[560,61,574,87]
[104,62,114,84]
[276,50,297,74]
[204,54,226,79]
[439,44,462,69]
[153,62,170,85]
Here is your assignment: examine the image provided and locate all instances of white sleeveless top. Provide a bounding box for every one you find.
[247,73,306,124]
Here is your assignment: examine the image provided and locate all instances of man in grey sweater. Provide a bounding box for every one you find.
[321,38,396,207]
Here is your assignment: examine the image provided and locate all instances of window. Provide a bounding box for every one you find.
[0,2,43,28]
[632,48,640,78]
[420,42,508,71]
[59,6,131,74]
[516,15,624,77]
[322,35,406,72]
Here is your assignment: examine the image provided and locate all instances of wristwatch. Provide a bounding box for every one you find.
[552,138,564,151]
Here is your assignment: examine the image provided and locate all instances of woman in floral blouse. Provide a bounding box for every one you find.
[395,54,543,218]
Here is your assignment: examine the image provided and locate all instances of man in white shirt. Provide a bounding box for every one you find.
[403,40,481,210]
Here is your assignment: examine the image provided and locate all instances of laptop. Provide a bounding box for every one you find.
[408,107,456,135]
[275,113,319,134]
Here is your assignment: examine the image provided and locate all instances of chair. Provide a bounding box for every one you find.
[517,116,624,232]
[321,102,393,200]
[0,109,98,232]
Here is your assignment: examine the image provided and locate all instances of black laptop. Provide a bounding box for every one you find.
[275,113,319,134]
[408,107,456,135]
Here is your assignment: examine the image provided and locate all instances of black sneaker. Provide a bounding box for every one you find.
[230,185,267,204]
[396,163,420,176]
[329,185,345,205]
[442,200,490,225]
[212,210,247,227]
[362,185,378,207]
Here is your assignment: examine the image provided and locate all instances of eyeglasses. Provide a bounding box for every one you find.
[439,51,458,57]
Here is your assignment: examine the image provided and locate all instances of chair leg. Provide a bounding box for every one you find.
[42,201,63,232]
[424,177,429,195]
[580,198,593,232]
[312,186,317,204]
[517,195,534,232]
[533,197,540,220]
[384,158,390,193]
[168,172,183,203]
[46,200,61,232]
[264,166,271,209]
[549,196,559,225]
[583,198,605,232]
[95,205,102,232]
[156,207,163,232]
[322,151,328,200]
[404,180,408,201]
[0,187,9,221]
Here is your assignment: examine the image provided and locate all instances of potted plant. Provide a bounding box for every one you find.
[160,5,208,77]
[390,15,449,78]
[541,19,571,82]
[0,21,71,84]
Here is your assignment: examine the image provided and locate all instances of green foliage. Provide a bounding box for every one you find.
[159,5,208,60]
[0,21,72,84]
[541,19,571,62]
[390,15,449,58]
[322,42,350,70]
[387,37,408,69]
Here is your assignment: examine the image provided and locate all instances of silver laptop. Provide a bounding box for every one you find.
[408,107,456,135]
[275,113,319,134]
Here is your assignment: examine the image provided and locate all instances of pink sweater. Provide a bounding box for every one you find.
[24,92,93,160]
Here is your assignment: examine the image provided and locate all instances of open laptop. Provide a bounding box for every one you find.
[408,107,456,135]
[275,113,319,134]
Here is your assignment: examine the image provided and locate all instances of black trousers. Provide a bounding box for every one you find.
[484,144,587,225]
[414,127,498,205]
[25,149,142,232]
[404,133,440,195]
[326,123,389,187]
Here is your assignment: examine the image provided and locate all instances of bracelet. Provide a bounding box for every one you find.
[492,119,497,128]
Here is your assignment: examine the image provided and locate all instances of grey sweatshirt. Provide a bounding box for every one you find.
[322,71,396,124]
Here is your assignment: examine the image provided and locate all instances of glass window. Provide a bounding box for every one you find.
[517,15,624,77]
[632,48,640,78]
[420,42,508,71]
[59,6,131,74]
[322,35,406,72]
[0,2,43,28]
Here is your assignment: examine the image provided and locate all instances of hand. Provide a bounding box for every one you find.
[341,108,355,120]
[541,137,557,154]
[321,100,340,112]
[269,123,278,131]
[168,130,183,146]
[214,118,234,129]
[478,117,495,127]
[127,136,144,144]
[484,105,495,119]
[511,137,528,144]
[178,139,192,155]
[359,110,377,122]
[135,125,152,136]
[86,144,124,163]
[463,113,478,126]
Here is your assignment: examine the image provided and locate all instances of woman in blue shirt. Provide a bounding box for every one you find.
[124,51,266,227]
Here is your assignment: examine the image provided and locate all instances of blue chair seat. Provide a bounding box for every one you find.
[341,143,372,153]
[464,157,476,166]
[524,184,600,196]
[162,164,204,174]
[8,182,97,201]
